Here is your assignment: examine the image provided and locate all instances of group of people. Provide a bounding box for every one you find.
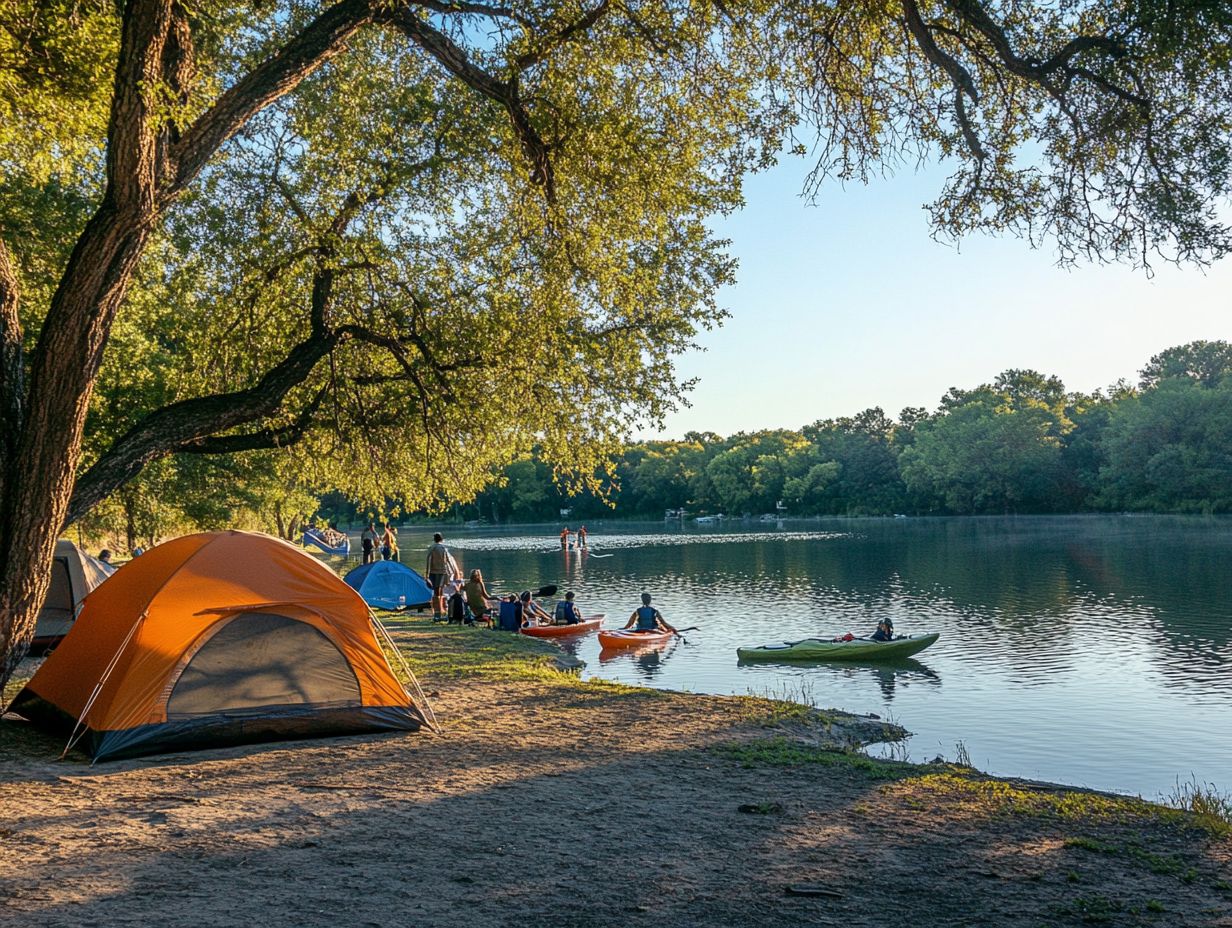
[361,522,399,564]
[559,526,588,549]
[418,529,679,638]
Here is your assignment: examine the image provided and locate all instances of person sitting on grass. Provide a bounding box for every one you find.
[871,619,896,641]
[553,591,584,626]
[623,593,676,635]
[464,569,494,628]
[519,590,553,628]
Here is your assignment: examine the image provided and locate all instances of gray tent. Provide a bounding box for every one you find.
[33,541,116,647]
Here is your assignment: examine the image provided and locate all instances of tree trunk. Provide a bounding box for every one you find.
[0,1,376,693]
[124,492,138,555]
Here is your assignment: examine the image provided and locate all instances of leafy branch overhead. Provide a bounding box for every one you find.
[779,0,1232,266]
[0,0,1229,681]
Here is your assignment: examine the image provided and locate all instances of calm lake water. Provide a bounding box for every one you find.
[396,515,1232,800]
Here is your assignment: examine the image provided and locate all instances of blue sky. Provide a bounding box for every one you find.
[641,157,1232,439]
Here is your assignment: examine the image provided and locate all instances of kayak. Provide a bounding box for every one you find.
[598,628,675,649]
[736,632,940,662]
[520,615,605,638]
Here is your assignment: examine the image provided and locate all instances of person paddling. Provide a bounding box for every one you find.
[623,593,677,636]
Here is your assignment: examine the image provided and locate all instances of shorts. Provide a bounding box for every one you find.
[429,573,446,593]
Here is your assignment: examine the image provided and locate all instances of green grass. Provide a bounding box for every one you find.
[1064,835,1199,882]
[1053,894,1124,923]
[377,613,577,684]
[713,737,925,782]
[1166,777,1232,835]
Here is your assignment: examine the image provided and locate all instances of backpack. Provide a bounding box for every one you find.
[447,590,468,624]
[498,600,523,632]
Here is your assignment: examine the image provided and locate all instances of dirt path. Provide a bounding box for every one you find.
[2,633,1229,927]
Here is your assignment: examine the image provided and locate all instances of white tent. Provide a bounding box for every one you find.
[33,541,116,647]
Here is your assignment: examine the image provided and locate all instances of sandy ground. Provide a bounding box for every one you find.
[1,633,1229,928]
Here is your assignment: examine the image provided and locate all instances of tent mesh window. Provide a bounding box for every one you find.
[168,613,362,717]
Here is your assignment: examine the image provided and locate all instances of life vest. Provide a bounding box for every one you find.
[635,605,659,631]
[554,601,579,625]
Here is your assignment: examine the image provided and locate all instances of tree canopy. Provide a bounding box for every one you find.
[2,1,1231,683]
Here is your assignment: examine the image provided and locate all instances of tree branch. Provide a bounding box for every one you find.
[167,0,378,203]
[177,386,327,454]
[389,9,557,201]
[65,321,345,525]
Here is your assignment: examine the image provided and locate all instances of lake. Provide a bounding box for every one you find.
[399,515,1231,800]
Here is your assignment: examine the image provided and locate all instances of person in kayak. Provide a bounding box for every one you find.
[623,593,677,635]
[553,591,584,625]
[520,590,553,628]
[871,618,895,641]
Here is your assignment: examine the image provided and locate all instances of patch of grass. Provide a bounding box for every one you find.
[1146,900,1165,913]
[897,772,1186,827]
[1063,834,1198,882]
[1054,894,1124,924]
[731,694,828,727]
[1166,777,1232,835]
[713,737,923,782]
[953,739,973,768]
[378,614,575,684]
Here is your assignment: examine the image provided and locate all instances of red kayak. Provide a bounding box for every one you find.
[597,628,674,649]
[520,615,605,638]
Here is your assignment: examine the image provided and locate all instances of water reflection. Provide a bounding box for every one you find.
[402,516,1232,795]
[597,639,676,679]
[736,657,941,702]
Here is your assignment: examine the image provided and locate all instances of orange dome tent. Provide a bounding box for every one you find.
[11,531,435,762]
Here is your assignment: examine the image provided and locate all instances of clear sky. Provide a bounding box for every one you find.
[640,157,1232,439]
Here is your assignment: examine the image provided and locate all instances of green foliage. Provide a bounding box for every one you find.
[1098,379,1232,513]
[401,341,1232,524]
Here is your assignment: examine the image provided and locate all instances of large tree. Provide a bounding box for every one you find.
[0,0,781,685]
[2,0,1230,686]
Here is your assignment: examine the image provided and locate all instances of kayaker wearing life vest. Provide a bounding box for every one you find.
[520,590,553,628]
[623,593,677,635]
[553,591,584,625]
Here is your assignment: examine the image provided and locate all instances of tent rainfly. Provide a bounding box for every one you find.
[344,561,434,610]
[33,540,116,648]
[11,531,435,762]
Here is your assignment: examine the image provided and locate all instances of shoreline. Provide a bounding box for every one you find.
[2,617,1228,926]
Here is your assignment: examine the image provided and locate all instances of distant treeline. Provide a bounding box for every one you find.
[318,341,1232,524]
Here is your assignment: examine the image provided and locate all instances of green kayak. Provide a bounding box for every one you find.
[736,632,940,662]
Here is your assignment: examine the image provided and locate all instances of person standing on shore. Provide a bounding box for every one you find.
[560,527,571,549]
[426,532,453,621]
[381,522,399,561]
[361,523,378,564]
[577,525,588,549]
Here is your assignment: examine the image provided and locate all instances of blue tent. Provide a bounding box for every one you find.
[345,561,433,610]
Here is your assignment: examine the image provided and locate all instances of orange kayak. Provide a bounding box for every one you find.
[597,628,674,649]
[520,615,604,638]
